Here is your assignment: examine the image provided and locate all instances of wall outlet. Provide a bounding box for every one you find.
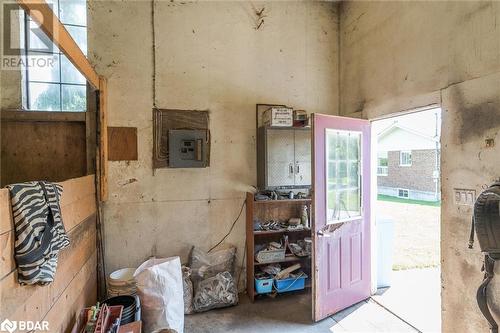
[454,189,476,206]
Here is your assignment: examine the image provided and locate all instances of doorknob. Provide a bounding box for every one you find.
[317,230,331,237]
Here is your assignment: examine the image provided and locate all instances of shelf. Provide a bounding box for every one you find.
[254,255,309,266]
[254,228,311,235]
[253,199,311,205]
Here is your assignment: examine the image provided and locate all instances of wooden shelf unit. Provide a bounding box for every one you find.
[246,192,312,301]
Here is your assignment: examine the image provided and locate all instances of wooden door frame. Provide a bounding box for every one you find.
[17,0,108,201]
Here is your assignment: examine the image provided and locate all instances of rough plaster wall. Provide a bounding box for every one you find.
[88,1,339,284]
[340,2,500,332]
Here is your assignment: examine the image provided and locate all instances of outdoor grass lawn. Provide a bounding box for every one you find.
[376,198,441,270]
[377,194,441,207]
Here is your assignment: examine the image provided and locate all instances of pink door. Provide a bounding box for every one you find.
[312,114,371,321]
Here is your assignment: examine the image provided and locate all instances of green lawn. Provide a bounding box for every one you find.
[377,194,441,207]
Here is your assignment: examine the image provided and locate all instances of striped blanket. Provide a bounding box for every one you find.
[7,181,70,285]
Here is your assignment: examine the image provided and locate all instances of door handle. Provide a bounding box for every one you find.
[289,163,294,175]
[295,163,300,174]
[317,230,331,237]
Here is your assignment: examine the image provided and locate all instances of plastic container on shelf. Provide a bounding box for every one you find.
[255,277,274,294]
[274,273,307,293]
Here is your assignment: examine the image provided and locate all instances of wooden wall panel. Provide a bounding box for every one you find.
[1,121,87,187]
[0,175,97,333]
[108,127,138,161]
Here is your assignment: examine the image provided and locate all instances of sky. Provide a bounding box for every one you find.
[372,107,442,138]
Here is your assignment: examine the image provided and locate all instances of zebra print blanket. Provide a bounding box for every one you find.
[7,181,70,285]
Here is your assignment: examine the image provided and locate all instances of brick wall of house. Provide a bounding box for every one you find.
[378,149,438,192]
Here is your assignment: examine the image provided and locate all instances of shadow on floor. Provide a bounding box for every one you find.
[185,291,416,333]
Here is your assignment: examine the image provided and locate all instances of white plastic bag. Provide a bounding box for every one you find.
[134,257,184,333]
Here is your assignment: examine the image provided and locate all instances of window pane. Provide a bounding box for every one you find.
[338,133,347,160]
[27,0,59,20]
[60,0,87,26]
[61,55,85,84]
[29,82,61,111]
[65,25,87,54]
[28,21,58,53]
[348,162,359,187]
[62,84,86,111]
[27,52,60,83]
[348,134,359,160]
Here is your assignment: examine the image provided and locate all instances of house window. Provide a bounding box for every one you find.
[377,151,388,176]
[398,188,409,199]
[400,150,412,166]
[22,0,87,111]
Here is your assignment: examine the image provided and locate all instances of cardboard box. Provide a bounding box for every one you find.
[263,107,293,127]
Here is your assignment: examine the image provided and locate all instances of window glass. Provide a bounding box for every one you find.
[65,25,87,54]
[27,52,60,82]
[398,189,409,198]
[62,84,86,111]
[29,82,61,111]
[400,151,412,166]
[60,0,87,26]
[326,130,362,223]
[61,55,85,84]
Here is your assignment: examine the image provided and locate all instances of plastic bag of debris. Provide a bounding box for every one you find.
[134,257,184,333]
[182,266,194,314]
[192,271,238,312]
[189,246,236,286]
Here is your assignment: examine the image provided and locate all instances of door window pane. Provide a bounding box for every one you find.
[326,130,362,223]
[62,84,86,111]
[29,82,61,111]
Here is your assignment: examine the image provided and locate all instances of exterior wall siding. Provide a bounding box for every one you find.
[378,149,438,194]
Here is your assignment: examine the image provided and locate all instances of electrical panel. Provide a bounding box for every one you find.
[168,129,208,168]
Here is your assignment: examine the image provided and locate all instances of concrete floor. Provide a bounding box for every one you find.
[373,267,441,333]
[185,292,416,333]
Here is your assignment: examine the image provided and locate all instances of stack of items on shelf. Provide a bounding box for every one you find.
[262,106,310,128]
[254,206,310,232]
[254,190,309,201]
[255,263,307,295]
[254,236,312,264]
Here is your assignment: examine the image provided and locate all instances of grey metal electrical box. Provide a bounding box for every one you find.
[168,129,208,168]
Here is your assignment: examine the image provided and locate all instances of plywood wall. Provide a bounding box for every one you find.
[1,120,88,187]
[0,175,97,332]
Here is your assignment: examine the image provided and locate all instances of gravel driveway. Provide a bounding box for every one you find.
[376,200,440,270]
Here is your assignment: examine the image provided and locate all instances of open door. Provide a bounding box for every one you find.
[312,114,371,321]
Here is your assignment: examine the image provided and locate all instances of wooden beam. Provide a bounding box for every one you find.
[16,0,100,88]
[1,110,86,122]
[98,77,108,201]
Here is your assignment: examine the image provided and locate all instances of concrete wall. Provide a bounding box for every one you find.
[88,1,339,282]
[340,1,500,332]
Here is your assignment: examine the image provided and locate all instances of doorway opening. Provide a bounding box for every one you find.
[371,107,442,333]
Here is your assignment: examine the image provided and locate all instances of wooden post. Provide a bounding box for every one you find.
[98,77,108,201]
